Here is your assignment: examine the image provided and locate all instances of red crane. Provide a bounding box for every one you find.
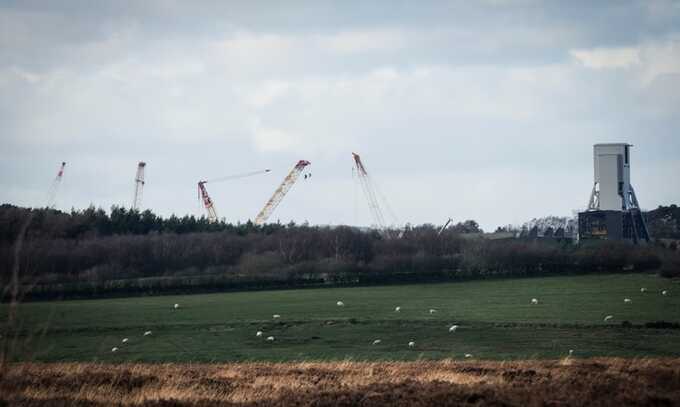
[47,162,66,208]
[198,169,271,223]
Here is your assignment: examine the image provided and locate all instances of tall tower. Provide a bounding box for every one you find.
[579,144,649,243]
[588,144,637,211]
[132,162,146,211]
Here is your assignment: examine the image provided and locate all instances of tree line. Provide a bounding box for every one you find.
[0,204,678,300]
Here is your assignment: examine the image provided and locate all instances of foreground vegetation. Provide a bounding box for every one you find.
[2,274,679,363]
[2,204,679,300]
[2,358,679,406]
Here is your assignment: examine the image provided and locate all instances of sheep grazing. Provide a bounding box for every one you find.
[408,341,415,348]
[640,288,647,293]
[372,339,381,345]
[111,347,119,352]
[464,353,473,358]
[449,325,459,333]
[429,309,437,314]
[266,336,275,341]
[662,290,668,296]
[531,298,539,305]
[624,298,632,303]
[394,306,401,312]
[568,349,574,356]
[256,331,263,337]
[173,303,180,310]
[121,338,129,343]
[336,301,345,307]
[272,314,281,319]
[604,315,614,322]
[143,331,152,337]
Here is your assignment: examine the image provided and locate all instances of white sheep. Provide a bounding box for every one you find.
[662,290,668,296]
[143,331,152,337]
[568,349,574,356]
[394,306,401,312]
[640,288,647,293]
[372,339,381,345]
[624,298,632,303]
[604,315,614,322]
[408,341,415,348]
[272,314,281,319]
[256,331,263,337]
[531,298,539,305]
[336,301,345,307]
[464,353,473,358]
[121,338,129,343]
[429,309,437,314]
[173,303,180,310]
[266,336,275,341]
[111,347,119,352]
[449,325,459,333]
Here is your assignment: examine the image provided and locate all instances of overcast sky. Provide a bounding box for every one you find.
[1,1,679,230]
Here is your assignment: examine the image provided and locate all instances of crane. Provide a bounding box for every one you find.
[254,160,311,225]
[198,169,271,223]
[132,161,146,211]
[352,152,397,231]
[438,218,453,236]
[46,161,66,208]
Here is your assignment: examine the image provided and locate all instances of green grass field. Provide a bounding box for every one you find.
[3,273,679,362]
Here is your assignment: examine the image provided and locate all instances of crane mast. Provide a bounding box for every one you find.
[47,161,66,208]
[198,169,270,223]
[352,152,390,230]
[254,160,310,225]
[198,181,218,222]
[132,161,146,211]
[438,218,453,236]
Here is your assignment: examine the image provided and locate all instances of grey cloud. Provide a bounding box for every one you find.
[1,1,679,231]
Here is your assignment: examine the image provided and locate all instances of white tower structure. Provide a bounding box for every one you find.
[587,143,640,211]
[580,143,649,243]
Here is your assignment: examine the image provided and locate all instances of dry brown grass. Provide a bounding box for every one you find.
[1,358,679,406]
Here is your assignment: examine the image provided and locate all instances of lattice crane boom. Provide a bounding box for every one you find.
[438,218,453,236]
[352,152,390,230]
[254,160,310,225]
[198,181,218,222]
[46,161,66,209]
[198,169,270,223]
[132,161,146,211]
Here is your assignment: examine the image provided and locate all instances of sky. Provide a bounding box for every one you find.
[1,0,679,231]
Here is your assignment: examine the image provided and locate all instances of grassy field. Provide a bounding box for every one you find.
[2,273,679,362]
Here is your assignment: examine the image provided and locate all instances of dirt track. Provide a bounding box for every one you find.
[2,358,679,406]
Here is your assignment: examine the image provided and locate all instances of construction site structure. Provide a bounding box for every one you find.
[438,218,453,236]
[254,160,310,225]
[132,162,146,211]
[198,169,271,223]
[579,143,650,243]
[352,152,397,231]
[46,162,66,208]
[198,181,218,222]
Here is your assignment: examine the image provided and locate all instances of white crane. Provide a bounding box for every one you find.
[132,162,146,210]
[438,218,453,236]
[254,160,311,225]
[352,152,397,231]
